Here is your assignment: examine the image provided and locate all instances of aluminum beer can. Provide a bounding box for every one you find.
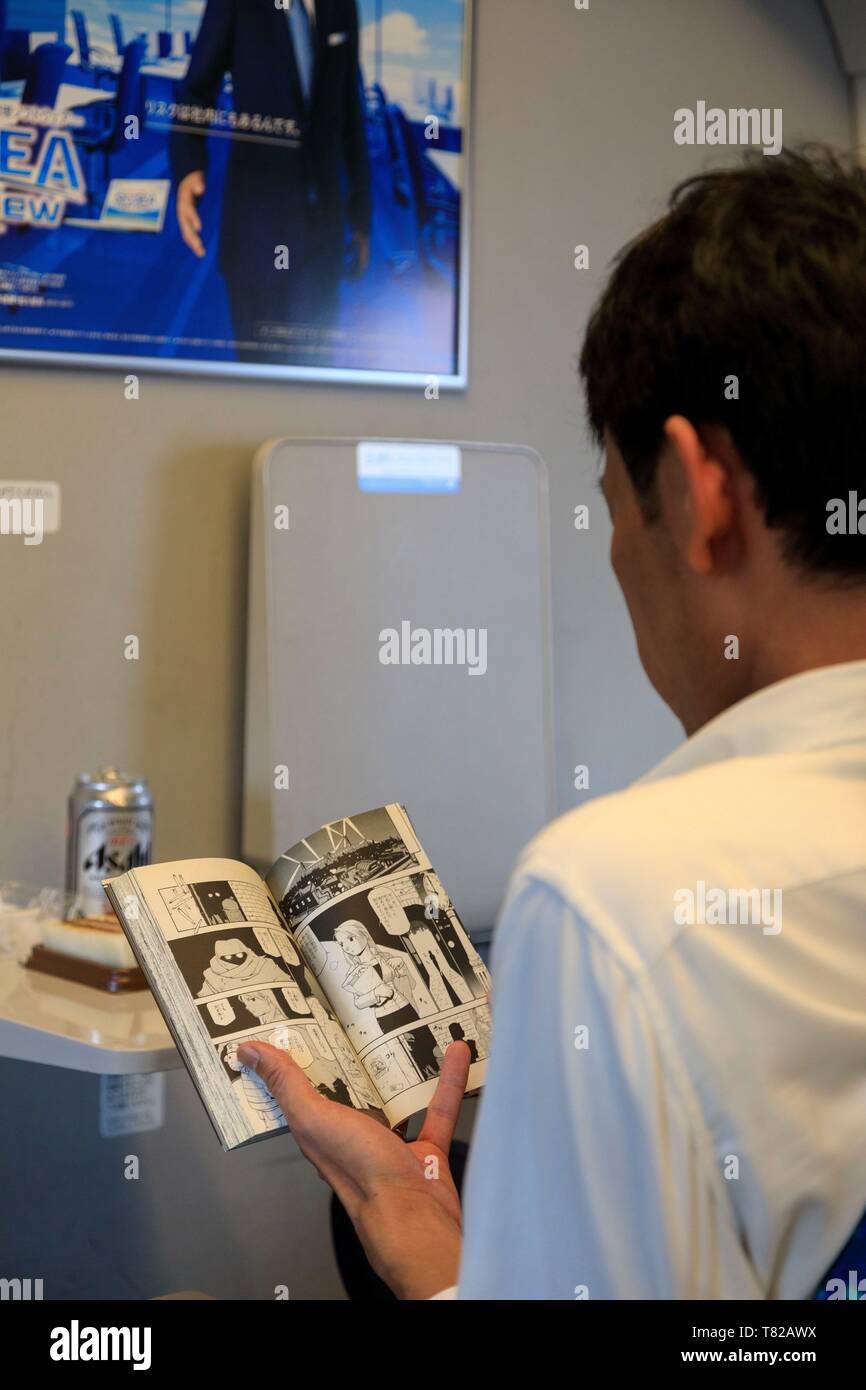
[66,767,153,918]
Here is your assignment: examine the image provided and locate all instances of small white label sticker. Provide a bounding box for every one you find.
[100,179,171,233]
[357,442,461,494]
[0,480,61,535]
[99,1074,165,1138]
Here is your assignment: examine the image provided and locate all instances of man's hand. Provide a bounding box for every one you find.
[176,171,207,257]
[237,1038,471,1299]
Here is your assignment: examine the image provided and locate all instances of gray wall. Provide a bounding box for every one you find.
[0,0,851,1299]
[0,0,852,885]
[0,1055,479,1299]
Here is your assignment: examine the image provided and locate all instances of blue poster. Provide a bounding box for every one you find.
[0,1,470,383]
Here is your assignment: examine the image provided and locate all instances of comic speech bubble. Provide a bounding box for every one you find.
[368,885,411,936]
[305,1022,331,1058]
[252,926,280,955]
[280,1028,313,1068]
[274,933,300,967]
[281,984,311,1015]
[298,929,326,976]
[207,999,236,1026]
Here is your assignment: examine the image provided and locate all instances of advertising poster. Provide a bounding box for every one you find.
[0,0,470,383]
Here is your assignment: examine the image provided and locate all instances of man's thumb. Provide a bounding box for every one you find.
[238,1039,287,1090]
[238,1040,321,1124]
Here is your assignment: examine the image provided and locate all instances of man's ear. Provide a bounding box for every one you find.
[660,415,738,575]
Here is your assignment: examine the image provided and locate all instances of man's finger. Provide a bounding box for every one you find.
[184,171,206,200]
[238,1041,327,1133]
[238,1041,373,1214]
[179,197,202,239]
[177,173,206,256]
[417,1041,471,1154]
[183,227,205,257]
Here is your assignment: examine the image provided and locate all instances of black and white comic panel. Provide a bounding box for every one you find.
[217,1015,383,1128]
[167,925,384,1125]
[267,806,425,929]
[294,869,492,1053]
[169,924,303,999]
[365,1006,492,1098]
[159,875,281,932]
[197,982,313,1039]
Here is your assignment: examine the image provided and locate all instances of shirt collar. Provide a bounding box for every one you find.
[640,659,866,786]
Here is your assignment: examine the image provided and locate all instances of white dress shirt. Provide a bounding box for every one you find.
[446,661,866,1299]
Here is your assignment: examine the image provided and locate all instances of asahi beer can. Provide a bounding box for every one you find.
[66,768,153,919]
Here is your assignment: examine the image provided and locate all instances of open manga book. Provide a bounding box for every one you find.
[105,805,491,1150]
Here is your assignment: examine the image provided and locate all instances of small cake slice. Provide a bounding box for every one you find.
[41,915,139,970]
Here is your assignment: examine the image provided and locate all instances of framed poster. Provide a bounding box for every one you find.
[0,1,471,386]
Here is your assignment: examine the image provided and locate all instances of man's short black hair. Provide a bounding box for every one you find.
[579,146,866,579]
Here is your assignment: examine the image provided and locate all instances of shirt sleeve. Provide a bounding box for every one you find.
[455,875,761,1299]
[169,0,236,185]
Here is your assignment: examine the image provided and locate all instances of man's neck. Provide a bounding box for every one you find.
[683,585,866,736]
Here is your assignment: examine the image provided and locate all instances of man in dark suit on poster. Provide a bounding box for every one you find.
[170,0,371,360]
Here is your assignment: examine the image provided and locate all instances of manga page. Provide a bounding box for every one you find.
[106,858,385,1151]
[267,806,492,1128]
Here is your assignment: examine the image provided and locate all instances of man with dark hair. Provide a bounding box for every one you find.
[580,146,866,586]
[237,148,866,1300]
